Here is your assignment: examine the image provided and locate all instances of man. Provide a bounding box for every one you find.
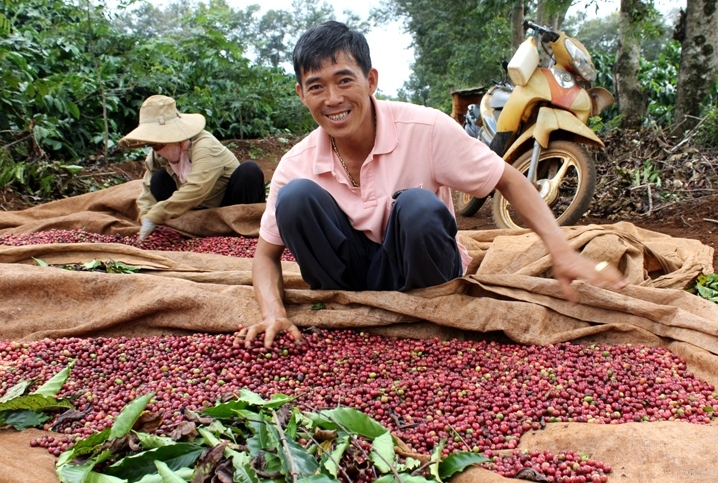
[241,21,625,347]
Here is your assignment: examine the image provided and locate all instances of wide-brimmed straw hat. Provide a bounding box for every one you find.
[119,95,206,148]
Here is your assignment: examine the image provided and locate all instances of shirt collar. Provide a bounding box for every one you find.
[313,96,398,175]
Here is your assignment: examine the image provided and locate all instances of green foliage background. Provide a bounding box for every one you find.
[1,0,717,178]
[0,0,317,166]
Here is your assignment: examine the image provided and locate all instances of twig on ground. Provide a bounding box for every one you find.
[703,218,718,225]
[2,134,33,149]
[271,409,299,483]
[316,409,404,482]
[448,423,472,452]
[297,426,352,482]
[670,115,709,153]
[411,457,442,477]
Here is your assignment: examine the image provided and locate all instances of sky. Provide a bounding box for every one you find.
[219,0,413,96]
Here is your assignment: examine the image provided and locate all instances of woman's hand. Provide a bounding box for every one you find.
[138,218,157,241]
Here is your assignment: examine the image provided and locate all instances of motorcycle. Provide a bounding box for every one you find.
[456,19,614,229]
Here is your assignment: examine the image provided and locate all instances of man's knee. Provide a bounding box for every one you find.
[393,189,455,234]
[276,179,329,220]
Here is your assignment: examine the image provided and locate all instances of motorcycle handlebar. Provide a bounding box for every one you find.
[522,19,560,43]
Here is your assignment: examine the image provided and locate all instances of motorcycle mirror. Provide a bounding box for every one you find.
[501,59,509,72]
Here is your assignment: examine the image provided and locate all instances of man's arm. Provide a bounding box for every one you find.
[494,164,627,302]
[239,236,303,348]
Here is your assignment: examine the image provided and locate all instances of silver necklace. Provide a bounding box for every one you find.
[330,136,359,187]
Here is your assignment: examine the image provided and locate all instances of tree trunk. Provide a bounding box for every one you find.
[614,0,647,128]
[511,1,525,51]
[673,0,718,135]
[535,0,569,30]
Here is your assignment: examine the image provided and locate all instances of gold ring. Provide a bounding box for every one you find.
[595,261,609,272]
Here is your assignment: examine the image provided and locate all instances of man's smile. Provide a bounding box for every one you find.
[327,111,350,122]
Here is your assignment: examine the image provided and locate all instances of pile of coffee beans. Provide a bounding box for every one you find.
[0,228,295,261]
[2,331,715,481]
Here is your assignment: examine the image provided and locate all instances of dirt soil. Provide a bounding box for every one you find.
[1,131,717,269]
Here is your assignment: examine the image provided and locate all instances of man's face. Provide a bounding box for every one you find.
[296,51,378,141]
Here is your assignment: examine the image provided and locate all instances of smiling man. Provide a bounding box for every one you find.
[242,21,626,348]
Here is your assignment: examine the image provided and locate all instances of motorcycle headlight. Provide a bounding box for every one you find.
[565,39,596,82]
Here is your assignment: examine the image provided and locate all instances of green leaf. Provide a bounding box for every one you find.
[106,260,141,274]
[374,475,434,483]
[322,436,349,477]
[66,102,80,120]
[86,471,127,483]
[429,439,446,482]
[136,467,193,483]
[0,380,34,403]
[2,409,50,430]
[397,456,422,472]
[297,475,340,482]
[56,428,111,467]
[109,392,155,440]
[0,393,73,412]
[232,464,261,483]
[83,259,103,270]
[311,407,389,439]
[58,462,127,483]
[438,452,490,480]
[33,360,75,397]
[245,421,275,455]
[103,443,203,481]
[197,427,221,446]
[695,284,718,302]
[33,257,50,267]
[135,432,177,450]
[200,400,250,419]
[62,164,83,176]
[57,462,94,483]
[267,425,320,477]
[153,460,187,483]
[237,388,293,409]
[370,431,395,474]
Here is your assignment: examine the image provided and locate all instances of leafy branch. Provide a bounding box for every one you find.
[53,389,488,482]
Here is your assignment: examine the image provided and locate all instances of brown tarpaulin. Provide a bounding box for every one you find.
[0,181,716,483]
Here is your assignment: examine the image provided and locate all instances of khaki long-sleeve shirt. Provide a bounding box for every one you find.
[137,130,240,224]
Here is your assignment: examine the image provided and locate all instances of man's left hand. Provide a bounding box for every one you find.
[552,251,627,303]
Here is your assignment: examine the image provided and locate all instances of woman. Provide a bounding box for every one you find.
[119,95,266,240]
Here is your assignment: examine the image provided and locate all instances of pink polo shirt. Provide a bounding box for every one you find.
[260,97,505,273]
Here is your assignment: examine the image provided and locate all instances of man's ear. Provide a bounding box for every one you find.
[295,83,307,106]
[368,68,379,95]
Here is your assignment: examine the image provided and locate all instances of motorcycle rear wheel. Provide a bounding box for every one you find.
[456,191,487,216]
[491,140,596,229]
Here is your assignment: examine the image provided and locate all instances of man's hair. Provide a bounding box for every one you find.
[292,21,372,86]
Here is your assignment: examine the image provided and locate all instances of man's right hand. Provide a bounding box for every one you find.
[249,236,296,348]
[237,317,303,348]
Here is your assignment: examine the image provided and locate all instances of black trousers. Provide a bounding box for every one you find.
[275,179,462,292]
[150,161,266,205]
